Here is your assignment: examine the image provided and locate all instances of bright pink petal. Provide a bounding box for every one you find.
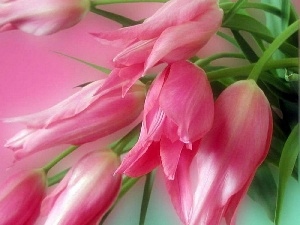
[189,80,273,225]
[165,142,199,225]
[160,138,184,180]
[116,141,161,177]
[159,61,214,143]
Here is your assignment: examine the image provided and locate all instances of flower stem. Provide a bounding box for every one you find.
[42,145,78,174]
[207,58,299,81]
[247,20,299,81]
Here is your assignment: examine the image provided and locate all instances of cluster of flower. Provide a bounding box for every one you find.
[0,0,273,224]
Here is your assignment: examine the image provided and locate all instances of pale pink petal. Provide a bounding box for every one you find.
[159,61,214,143]
[189,80,272,225]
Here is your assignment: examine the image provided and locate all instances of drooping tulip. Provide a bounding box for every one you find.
[41,150,121,225]
[116,61,214,181]
[92,0,223,93]
[0,169,47,225]
[169,80,273,225]
[4,79,145,160]
[0,0,90,35]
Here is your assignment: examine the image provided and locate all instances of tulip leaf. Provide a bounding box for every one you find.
[248,163,277,220]
[54,52,111,74]
[222,0,247,25]
[90,6,140,27]
[139,171,156,225]
[275,124,299,225]
[223,14,298,57]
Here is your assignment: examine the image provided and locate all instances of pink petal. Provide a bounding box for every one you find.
[115,141,161,177]
[159,61,214,143]
[165,142,199,224]
[160,138,184,180]
[189,80,272,225]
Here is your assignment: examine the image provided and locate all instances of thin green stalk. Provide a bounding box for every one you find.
[207,58,299,81]
[195,53,245,67]
[42,146,78,174]
[47,168,70,186]
[139,172,155,225]
[92,0,167,5]
[248,20,300,81]
[90,6,140,27]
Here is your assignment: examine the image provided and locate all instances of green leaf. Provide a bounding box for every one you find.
[275,124,299,225]
[248,163,277,220]
[90,6,140,27]
[54,52,111,74]
[222,0,247,25]
[223,14,298,57]
[139,171,156,225]
[248,20,300,81]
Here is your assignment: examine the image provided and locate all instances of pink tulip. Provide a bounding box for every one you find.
[0,169,47,225]
[92,0,223,93]
[41,150,122,225]
[115,61,214,180]
[4,79,146,160]
[0,0,90,35]
[168,80,273,225]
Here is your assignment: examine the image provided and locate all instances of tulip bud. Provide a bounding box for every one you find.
[0,0,90,35]
[41,150,122,225]
[4,79,145,160]
[0,169,47,225]
[188,80,273,225]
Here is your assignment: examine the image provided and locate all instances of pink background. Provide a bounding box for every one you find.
[0,2,299,225]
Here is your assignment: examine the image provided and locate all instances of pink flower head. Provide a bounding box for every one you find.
[116,61,214,180]
[4,79,146,160]
[41,150,121,225]
[92,0,223,93]
[168,80,273,225]
[0,169,47,225]
[0,0,90,35]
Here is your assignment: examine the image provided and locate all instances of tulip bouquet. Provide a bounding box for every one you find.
[0,0,299,225]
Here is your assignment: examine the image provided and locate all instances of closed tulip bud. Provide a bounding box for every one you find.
[187,80,273,225]
[0,169,47,225]
[4,79,145,160]
[0,0,90,35]
[41,150,122,225]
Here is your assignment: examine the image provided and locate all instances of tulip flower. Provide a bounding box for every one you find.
[92,0,223,93]
[168,80,273,225]
[0,0,90,35]
[0,169,47,225]
[41,150,121,225]
[4,79,146,160]
[116,61,214,180]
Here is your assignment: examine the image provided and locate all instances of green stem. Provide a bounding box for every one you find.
[207,58,299,81]
[248,20,300,81]
[42,145,78,174]
[90,6,140,27]
[139,172,155,225]
[92,0,167,5]
[195,53,245,67]
[47,168,70,186]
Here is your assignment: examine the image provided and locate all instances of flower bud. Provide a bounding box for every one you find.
[4,79,145,160]
[41,150,122,225]
[0,0,90,35]
[0,169,47,225]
